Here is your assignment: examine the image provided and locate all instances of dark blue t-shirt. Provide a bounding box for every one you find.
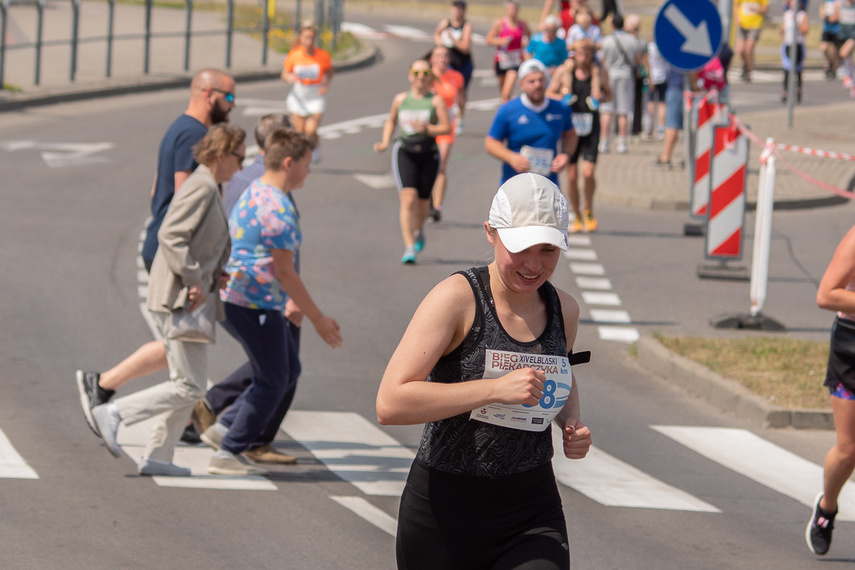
[141,114,207,263]
[487,95,573,185]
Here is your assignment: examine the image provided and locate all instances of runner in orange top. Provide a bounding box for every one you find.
[428,46,465,223]
[282,22,334,162]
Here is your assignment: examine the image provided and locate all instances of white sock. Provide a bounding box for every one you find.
[213,422,228,437]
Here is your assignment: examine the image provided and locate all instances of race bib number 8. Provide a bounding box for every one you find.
[470,349,572,432]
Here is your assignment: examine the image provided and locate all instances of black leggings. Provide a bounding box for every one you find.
[396,461,570,570]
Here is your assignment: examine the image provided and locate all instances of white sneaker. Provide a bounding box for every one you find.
[598,139,609,153]
[455,118,464,135]
[616,138,628,154]
[92,403,122,458]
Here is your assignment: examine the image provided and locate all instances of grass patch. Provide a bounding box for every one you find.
[233,7,361,58]
[2,83,22,92]
[655,334,831,410]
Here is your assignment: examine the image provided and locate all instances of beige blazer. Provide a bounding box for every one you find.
[146,164,231,321]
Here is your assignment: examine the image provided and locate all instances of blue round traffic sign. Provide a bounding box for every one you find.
[654,0,723,72]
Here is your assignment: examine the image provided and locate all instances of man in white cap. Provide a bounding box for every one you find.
[485,58,577,186]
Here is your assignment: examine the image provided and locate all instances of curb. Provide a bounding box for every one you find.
[635,336,834,430]
[0,43,380,113]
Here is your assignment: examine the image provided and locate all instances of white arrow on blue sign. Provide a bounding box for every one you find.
[654,0,723,72]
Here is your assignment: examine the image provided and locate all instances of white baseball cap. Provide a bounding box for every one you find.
[517,58,549,82]
[488,173,570,253]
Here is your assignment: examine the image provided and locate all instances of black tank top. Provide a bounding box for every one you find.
[415,266,567,478]
[443,20,472,68]
[570,73,598,115]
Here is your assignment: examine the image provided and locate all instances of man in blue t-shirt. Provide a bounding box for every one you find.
[76,69,237,443]
[525,15,568,71]
[485,58,577,186]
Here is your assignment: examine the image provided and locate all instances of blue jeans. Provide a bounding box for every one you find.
[218,302,301,454]
[207,322,300,448]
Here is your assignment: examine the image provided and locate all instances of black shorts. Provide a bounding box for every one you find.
[822,30,844,46]
[569,120,601,165]
[825,316,855,393]
[494,60,521,76]
[396,460,569,570]
[392,142,440,200]
[649,81,667,103]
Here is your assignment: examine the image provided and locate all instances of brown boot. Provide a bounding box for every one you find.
[191,400,216,436]
[244,444,297,465]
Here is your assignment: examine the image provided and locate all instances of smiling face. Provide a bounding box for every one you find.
[409,61,434,92]
[487,225,561,294]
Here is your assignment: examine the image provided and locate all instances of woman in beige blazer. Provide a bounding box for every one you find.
[91,123,246,477]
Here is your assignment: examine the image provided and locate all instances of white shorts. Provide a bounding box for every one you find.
[285,83,326,117]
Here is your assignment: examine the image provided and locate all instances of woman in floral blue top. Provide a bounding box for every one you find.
[203,129,342,477]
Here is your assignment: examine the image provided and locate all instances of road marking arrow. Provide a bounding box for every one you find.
[1,140,114,167]
[664,4,713,57]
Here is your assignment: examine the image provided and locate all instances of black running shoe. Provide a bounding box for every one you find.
[806,493,837,555]
[180,424,203,445]
[428,207,442,223]
[75,370,115,437]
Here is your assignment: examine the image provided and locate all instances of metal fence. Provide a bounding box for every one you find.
[0,0,344,88]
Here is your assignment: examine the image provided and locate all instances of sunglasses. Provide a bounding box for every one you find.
[410,69,433,78]
[231,152,245,162]
[207,87,236,103]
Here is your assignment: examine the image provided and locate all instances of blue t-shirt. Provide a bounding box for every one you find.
[487,95,573,185]
[141,114,208,263]
[221,179,301,311]
[525,34,568,68]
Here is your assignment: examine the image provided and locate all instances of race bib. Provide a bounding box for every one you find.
[572,113,593,136]
[293,63,321,84]
[470,349,573,432]
[497,48,523,70]
[399,109,432,135]
[520,145,554,176]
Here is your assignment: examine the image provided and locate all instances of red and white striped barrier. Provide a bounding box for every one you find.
[691,94,729,219]
[706,122,749,259]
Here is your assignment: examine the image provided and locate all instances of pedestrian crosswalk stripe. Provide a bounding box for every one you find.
[597,326,640,343]
[331,496,398,536]
[118,417,276,490]
[570,262,605,275]
[551,428,719,512]
[0,429,38,479]
[568,235,591,247]
[652,425,855,522]
[281,411,414,497]
[581,291,622,306]
[575,276,612,290]
[590,309,632,323]
[564,248,598,261]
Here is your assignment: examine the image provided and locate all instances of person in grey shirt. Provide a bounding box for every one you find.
[598,13,643,154]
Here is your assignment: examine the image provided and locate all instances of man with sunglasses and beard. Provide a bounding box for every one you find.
[76,68,237,444]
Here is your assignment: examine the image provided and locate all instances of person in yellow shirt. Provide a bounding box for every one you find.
[734,0,769,81]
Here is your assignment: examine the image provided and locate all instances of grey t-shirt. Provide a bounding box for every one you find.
[601,30,643,79]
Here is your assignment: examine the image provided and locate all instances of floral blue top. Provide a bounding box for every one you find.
[221,179,300,310]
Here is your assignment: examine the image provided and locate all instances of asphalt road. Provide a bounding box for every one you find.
[1,11,855,570]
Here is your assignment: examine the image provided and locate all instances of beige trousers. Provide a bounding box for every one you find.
[114,311,207,463]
